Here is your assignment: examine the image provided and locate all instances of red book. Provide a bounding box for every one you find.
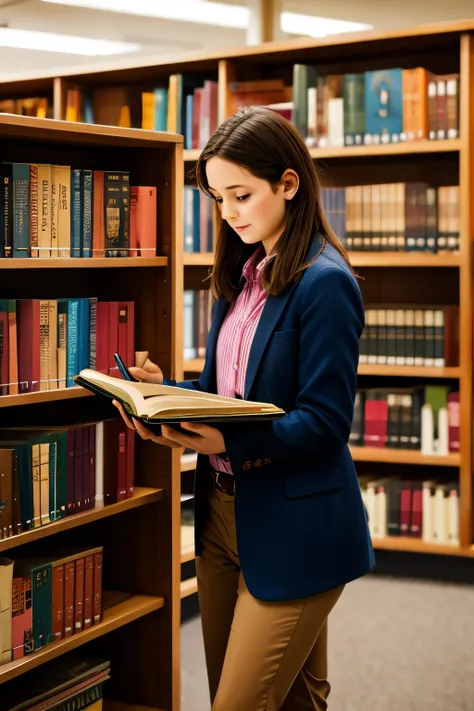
[118,301,134,368]
[0,310,9,395]
[108,302,119,377]
[51,564,64,641]
[63,561,75,637]
[192,88,203,150]
[92,170,105,258]
[89,425,96,508]
[17,299,41,393]
[74,557,85,633]
[12,577,33,659]
[129,189,138,257]
[409,483,423,538]
[66,429,75,516]
[95,302,110,374]
[130,187,157,258]
[400,482,412,536]
[126,428,135,498]
[82,426,91,509]
[83,554,94,629]
[93,551,103,625]
[117,426,127,501]
[448,391,460,452]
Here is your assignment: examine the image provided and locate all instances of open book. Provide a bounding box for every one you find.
[74,369,285,425]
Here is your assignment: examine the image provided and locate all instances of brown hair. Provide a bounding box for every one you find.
[195,106,353,301]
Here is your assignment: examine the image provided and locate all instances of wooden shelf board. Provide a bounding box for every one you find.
[0,488,163,554]
[0,257,168,269]
[181,543,196,564]
[183,361,461,379]
[183,149,202,162]
[184,358,205,373]
[181,453,198,472]
[183,252,214,266]
[184,141,461,165]
[358,365,461,378]
[0,113,182,148]
[372,537,473,557]
[182,252,460,268]
[308,139,461,159]
[350,447,460,466]
[0,592,165,683]
[0,386,92,409]
[350,252,461,267]
[180,577,198,599]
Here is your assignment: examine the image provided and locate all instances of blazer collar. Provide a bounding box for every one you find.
[243,233,324,399]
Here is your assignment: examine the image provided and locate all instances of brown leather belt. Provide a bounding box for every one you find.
[211,470,235,496]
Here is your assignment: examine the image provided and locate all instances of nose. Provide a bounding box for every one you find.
[221,202,238,221]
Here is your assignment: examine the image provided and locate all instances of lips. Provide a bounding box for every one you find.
[234,225,250,232]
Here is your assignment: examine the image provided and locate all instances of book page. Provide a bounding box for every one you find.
[139,395,281,419]
[78,369,282,413]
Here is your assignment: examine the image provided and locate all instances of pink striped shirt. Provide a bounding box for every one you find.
[209,247,273,474]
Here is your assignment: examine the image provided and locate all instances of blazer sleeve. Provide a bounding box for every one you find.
[222,265,364,470]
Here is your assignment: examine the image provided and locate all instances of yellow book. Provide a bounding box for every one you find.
[75,368,285,427]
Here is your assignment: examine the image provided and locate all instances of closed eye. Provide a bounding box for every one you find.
[237,194,250,201]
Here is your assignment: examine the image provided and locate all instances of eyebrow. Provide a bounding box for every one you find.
[208,184,247,192]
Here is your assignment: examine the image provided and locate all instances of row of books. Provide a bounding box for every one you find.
[183,185,215,253]
[291,68,459,147]
[65,80,220,151]
[0,163,157,259]
[0,298,134,394]
[360,306,459,368]
[351,386,460,454]
[0,420,135,539]
[184,289,213,361]
[323,184,460,253]
[360,477,459,544]
[0,546,103,663]
[3,655,108,711]
[0,97,50,120]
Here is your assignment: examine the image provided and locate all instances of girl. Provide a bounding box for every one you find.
[114,106,374,711]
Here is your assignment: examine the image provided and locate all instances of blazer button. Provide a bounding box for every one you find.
[242,461,252,471]
[264,457,271,465]
[254,459,262,467]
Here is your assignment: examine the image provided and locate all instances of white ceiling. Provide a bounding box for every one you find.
[0,0,472,80]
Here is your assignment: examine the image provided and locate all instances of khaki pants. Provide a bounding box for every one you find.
[195,486,344,711]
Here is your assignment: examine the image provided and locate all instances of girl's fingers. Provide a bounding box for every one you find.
[112,400,136,431]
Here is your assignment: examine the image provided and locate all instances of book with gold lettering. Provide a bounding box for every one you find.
[74,368,285,426]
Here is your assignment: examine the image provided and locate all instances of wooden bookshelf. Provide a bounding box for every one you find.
[350,447,460,466]
[0,117,183,711]
[180,577,198,599]
[4,17,474,708]
[0,592,165,684]
[181,544,196,564]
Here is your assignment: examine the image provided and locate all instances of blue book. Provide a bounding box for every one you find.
[12,163,30,258]
[185,94,194,149]
[154,88,168,131]
[58,299,79,388]
[364,69,403,145]
[82,170,93,258]
[71,169,82,258]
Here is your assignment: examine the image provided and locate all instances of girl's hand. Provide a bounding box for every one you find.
[112,400,182,448]
[128,357,163,385]
[162,422,226,455]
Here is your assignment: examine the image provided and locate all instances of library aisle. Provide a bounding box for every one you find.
[181,573,474,711]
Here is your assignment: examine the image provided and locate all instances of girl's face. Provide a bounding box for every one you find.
[205,156,298,255]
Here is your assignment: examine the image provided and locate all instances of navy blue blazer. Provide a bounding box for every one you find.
[177,235,375,602]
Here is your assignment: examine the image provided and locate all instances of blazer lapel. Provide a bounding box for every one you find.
[243,234,324,400]
[244,286,296,399]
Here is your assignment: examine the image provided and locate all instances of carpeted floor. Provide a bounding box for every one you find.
[181,573,474,711]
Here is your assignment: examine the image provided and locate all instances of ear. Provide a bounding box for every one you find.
[280,169,299,201]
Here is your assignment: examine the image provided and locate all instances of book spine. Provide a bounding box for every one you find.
[71,168,82,259]
[13,163,30,258]
[82,169,93,258]
[93,550,102,624]
[30,164,39,258]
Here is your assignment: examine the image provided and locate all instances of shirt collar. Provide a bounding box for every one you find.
[242,247,275,284]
